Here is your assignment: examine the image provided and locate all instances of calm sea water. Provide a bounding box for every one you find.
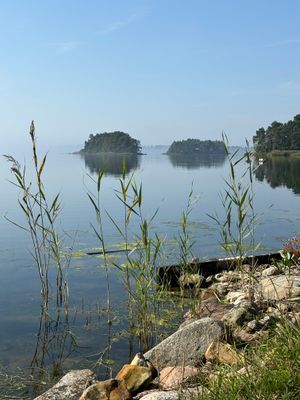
[0,147,299,396]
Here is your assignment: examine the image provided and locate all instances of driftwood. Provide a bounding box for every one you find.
[86,249,131,255]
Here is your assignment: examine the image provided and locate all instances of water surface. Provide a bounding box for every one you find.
[0,148,299,397]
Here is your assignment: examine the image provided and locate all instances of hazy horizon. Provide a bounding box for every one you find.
[1,1,300,153]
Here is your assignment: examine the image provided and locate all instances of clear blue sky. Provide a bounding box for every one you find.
[1,0,300,151]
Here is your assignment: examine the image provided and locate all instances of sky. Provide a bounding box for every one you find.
[1,0,300,151]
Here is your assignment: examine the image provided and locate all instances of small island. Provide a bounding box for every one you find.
[166,139,226,155]
[253,114,300,155]
[80,131,142,154]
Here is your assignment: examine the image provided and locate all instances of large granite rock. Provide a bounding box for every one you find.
[144,318,224,370]
[186,299,233,320]
[34,369,97,400]
[260,275,300,300]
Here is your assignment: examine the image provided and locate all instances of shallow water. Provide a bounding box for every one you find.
[0,147,299,397]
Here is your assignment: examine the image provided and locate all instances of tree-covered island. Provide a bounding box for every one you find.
[80,131,142,154]
[253,114,300,155]
[166,139,226,155]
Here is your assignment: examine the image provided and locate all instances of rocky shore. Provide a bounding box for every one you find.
[35,261,300,400]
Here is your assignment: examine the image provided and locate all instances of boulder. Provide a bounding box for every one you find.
[138,386,206,400]
[205,341,243,365]
[34,369,96,400]
[138,391,179,400]
[116,365,154,393]
[159,366,201,390]
[261,266,280,277]
[186,299,233,321]
[144,318,224,370]
[80,379,130,400]
[259,275,300,300]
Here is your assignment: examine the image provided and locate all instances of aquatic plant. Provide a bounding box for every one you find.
[88,162,175,354]
[208,135,260,267]
[4,121,69,309]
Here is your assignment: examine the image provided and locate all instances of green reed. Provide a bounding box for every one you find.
[209,135,260,269]
[88,163,169,353]
[86,169,112,321]
[178,184,198,268]
[4,121,68,309]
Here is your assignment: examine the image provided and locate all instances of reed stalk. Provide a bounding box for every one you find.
[4,121,68,309]
[208,135,260,269]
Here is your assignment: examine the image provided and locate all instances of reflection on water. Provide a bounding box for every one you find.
[29,306,77,397]
[167,153,226,169]
[2,148,300,398]
[254,156,300,195]
[82,153,141,176]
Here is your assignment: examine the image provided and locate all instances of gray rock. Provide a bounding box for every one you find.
[260,275,300,300]
[186,299,233,321]
[261,266,280,277]
[138,386,206,400]
[34,369,97,400]
[139,391,179,400]
[133,389,163,400]
[179,318,198,330]
[144,318,224,370]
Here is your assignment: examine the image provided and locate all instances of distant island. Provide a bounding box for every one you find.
[166,139,226,155]
[80,131,142,154]
[253,114,300,155]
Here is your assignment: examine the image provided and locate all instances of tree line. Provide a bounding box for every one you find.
[167,139,226,155]
[82,131,141,154]
[253,114,300,153]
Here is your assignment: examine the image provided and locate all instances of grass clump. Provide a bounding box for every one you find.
[201,321,300,400]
